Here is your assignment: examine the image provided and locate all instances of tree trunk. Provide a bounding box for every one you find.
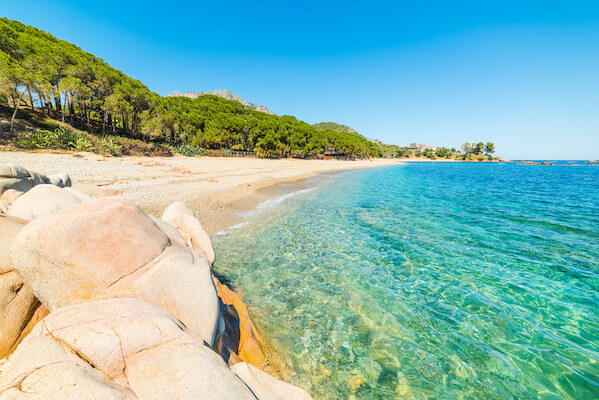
[37,91,45,117]
[27,88,34,111]
[78,101,85,128]
[10,90,26,133]
[69,97,75,125]
[54,86,62,113]
[43,94,51,116]
[86,103,90,127]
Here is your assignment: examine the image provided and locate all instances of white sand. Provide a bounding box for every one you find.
[0,151,402,232]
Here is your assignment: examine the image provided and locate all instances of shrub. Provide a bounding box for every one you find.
[18,130,49,149]
[99,136,123,156]
[159,143,175,154]
[74,136,94,152]
[50,127,78,148]
[219,147,232,156]
[174,145,205,157]
[18,127,78,150]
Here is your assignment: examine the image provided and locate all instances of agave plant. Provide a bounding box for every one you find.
[74,136,94,152]
[174,144,205,157]
[99,136,123,156]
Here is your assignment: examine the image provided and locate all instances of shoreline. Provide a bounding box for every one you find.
[0,151,404,234]
[0,152,403,390]
[209,169,358,235]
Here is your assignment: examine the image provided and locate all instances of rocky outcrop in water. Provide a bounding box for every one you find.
[0,163,313,400]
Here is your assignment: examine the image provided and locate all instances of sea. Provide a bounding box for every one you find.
[212,161,599,400]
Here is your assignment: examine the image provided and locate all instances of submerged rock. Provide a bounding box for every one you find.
[0,299,257,400]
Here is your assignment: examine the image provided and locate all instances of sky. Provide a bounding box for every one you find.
[3,1,599,159]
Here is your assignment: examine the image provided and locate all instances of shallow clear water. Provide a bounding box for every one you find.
[213,162,599,399]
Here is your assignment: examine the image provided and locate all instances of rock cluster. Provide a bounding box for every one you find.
[518,161,540,165]
[0,164,313,400]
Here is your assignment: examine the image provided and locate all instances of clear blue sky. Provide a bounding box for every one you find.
[4,1,599,159]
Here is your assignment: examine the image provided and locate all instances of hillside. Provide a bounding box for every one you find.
[0,18,380,158]
[167,90,274,115]
[313,122,361,136]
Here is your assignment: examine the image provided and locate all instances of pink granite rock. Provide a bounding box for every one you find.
[162,201,215,264]
[10,197,221,346]
[0,299,256,400]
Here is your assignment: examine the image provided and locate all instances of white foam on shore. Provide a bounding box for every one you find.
[215,187,315,236]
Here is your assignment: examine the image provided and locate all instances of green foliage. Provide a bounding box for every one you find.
[99,136,123,156]
[313,122,361,136]
[74,136,94,151]
[375,142,411,158]
[219,147,233,156]
[435,147,452,158]
[0,17,390,159]
[158,143,175,153]
[474,142,484,155]
[395,147,412,157]
[0,17,154,136]
[461,142,495,158]
[17,130,51,149]
[51,126,78,148]
[461,143,473,155]
[17,127,78,150]
[148,96,380,158]
[174,144,205,157]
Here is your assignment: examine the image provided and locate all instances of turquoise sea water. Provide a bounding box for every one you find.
[213,162,599,399]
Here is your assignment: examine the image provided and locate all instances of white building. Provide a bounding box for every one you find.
[410,143,437,152]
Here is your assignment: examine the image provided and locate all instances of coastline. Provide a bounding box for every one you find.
[0,151,402,393]
[0,151,403,233]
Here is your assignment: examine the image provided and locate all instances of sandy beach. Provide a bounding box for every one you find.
[0,151,402,233]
